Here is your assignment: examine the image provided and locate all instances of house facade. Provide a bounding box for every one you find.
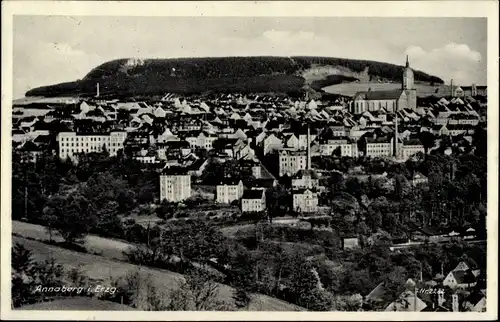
[241,189,266,213]
[57,131,127,161]
[293,189,319,213]
[216,179,244,204]
[279,150,307,177]
[159,171,192,203]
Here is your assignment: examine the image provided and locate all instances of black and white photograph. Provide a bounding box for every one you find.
[1,1,498,320]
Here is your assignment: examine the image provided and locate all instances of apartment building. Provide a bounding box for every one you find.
[216,178,244,204]
[57,131,127,161]
[364,136,394,158]
[159,168,192,203]
[241,189,266,213]
[292,169,320,190]
[318,138,359,157]
[279,150,307,177]
[399,139,425,161]
[293,189,319,213]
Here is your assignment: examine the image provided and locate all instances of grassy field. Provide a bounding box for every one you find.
[11,221,304,311]
[323,82,455,97]
[13,221,131,261]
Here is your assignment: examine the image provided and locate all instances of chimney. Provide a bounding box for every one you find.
[307,124,311,170]
[450,79,454,97]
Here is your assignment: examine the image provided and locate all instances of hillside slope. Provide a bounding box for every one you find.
[25,56,443,98]
[12,221,305,311]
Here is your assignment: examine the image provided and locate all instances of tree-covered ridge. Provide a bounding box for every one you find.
[25,56,443,98]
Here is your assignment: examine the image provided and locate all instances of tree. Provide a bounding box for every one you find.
[164,268,232,311]
[33,259,65,301]
[66,265,89,289]
[333,294,363,311]
[266,185,290,219]
[156,200,177,219]
[11,243,38,308]
[333,146,342,157]
[11,243,69,307]
[288,261,334,310]
[100,270,167,310]
[418,131,436,154]
[43,191,97,244]
[233,287,252,310]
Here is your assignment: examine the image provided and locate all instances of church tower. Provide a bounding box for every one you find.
[402,55,414,90]
[402,56,417,110]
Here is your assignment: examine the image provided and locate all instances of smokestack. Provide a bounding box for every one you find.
[307,124,311,170]
[96,82,100,98]
[394,105,399,158]
[450,79,454,97]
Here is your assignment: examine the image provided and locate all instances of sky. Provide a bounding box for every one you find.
[13,16,487,99]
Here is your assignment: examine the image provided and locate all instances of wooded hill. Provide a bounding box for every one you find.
[26,56,444,98]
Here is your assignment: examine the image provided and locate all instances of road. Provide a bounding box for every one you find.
[390,239,486,251]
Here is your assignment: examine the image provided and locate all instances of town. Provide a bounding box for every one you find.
[11,57,487,312]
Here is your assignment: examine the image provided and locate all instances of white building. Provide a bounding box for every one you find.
[293,189,319,213]
[241,189,266,213]
[317,138,359,157]
[279,150,307,177]
[399,139,425,161]
[57,131,127,161]
[292,169,320,190]
[159,169,192,203]
[216,178,244,204]
[364,136,394,158]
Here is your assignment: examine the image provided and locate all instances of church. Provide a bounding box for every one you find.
[352,56,417,115]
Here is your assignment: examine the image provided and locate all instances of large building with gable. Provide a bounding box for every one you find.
[352,56,417,115]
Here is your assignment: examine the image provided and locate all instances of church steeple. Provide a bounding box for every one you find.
[402,55,414,90]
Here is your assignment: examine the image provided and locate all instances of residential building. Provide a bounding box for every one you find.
[363,136,394,158]
[443,267,477,290]
[159,168,192,203]
[241,189,266,213]
[292,188,319,213]
[411,172,428,186]
[317,138,359,157]
[262,133,283,155]
[384,290,427,312]
[216,178,244,204]
[279,150,307,177]
[292,169,320,190]
[341,236,360,250]
[57,131,127,161]
[447,113,480,126]
[399,138,425,160]
[462,84,487,97]
[463,291,486,312]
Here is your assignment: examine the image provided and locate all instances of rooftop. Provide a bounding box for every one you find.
[242,189,265,199]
